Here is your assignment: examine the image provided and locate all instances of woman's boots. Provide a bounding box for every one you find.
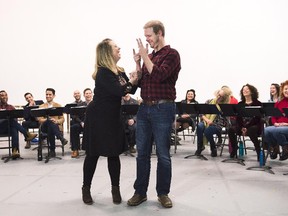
[82,186,93,205]
[280,145,288,161]
[111,186,122,204]
[82,185,122,204]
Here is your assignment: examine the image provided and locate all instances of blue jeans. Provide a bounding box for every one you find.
[196,121,221,150]
[134,102,175,196]
[0,119,27,149]
[264,126,288,147]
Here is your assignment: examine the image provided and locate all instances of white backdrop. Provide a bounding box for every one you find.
[1,0,288,106]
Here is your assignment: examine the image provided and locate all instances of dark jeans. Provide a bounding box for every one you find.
[22,120,39,131]
[70,123,83,150]
[40,120,63,151]
[196,121,221,151]
[134,102,175,196]
[125,123,136,147]
[83,155,120,187]
[0,119,28,149]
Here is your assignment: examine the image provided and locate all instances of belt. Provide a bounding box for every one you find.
[142,99,174,106]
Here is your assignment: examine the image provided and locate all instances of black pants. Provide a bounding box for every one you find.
[83,155,121,187]
[228,125,261,154]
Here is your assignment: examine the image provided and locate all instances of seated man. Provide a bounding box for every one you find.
[70,88,93,158]
[121,93,138,153]
[0,90,37,158]
[22,92,44,149]
[37,88,68,158]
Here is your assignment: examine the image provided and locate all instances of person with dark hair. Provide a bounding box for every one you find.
[81,38,138,205]
[22,92,43,149]
[127,20,181,208]
[37,88,68,157]
[264,80,288,161]
[228,84,262,160]
[0,90,37,158]
[269,83,280,102]
[174,89,198,133]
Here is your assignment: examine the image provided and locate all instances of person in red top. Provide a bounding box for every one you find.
[0,90,37,158]
[264,80,288,161]
[127,20,181,208]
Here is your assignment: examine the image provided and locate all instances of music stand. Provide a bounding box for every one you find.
[239,106,274,174]
[30,107,64,163]
[121,104,139,157]
[218,104,246,166]
[183,103,220,160]
[0,109,24,162]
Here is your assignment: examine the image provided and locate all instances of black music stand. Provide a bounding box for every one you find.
[121,104,139,157]
[0,109,24,163]
[218,104,245,166]
[30,107,64,163]
[183,103,220,160]
[239,106,274,174]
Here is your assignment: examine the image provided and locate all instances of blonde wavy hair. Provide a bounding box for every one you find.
[92,38,124,80]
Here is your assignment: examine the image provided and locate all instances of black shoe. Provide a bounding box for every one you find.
[230,151,236,158]
[195,145,205,156]
[211,148,217,157]
[279,152,288,161]
[49,150,56,158]
[270,151,278,160]
[82,186,93,205]
[60,137,68,146]
[111,186,122,204]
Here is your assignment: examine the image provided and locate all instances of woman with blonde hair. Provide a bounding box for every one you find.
[195,87,231,157]
[82,38,138,205]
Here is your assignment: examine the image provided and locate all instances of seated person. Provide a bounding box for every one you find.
[37,88,68,158]
[264,80,288,161]
[228,84,262,160]
[0,90,37,158]
[121,93,138,153]
[195,88,231,157]
[174,89,198,133]
[70,88,93,158]
[22,92,44,149]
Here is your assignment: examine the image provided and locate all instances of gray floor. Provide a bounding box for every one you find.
[0,132,288,216]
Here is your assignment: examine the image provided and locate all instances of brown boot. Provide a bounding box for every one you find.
[25,141,31,149]
[279,145,288,161]
[26,132,37,141]
[111,186,122,204]
[82,186,93,205]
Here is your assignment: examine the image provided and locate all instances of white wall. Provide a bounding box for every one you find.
[1,0,288,106]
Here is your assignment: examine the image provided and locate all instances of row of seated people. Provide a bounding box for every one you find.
[0,87,138,160]
[1,81,288,162]
[188,82,288,162]
[0,88,68,159]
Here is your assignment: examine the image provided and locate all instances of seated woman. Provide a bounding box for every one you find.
[174,89,198,133]
[264,80,288,161]
[228,84,262,160]
[195,88,230,157]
